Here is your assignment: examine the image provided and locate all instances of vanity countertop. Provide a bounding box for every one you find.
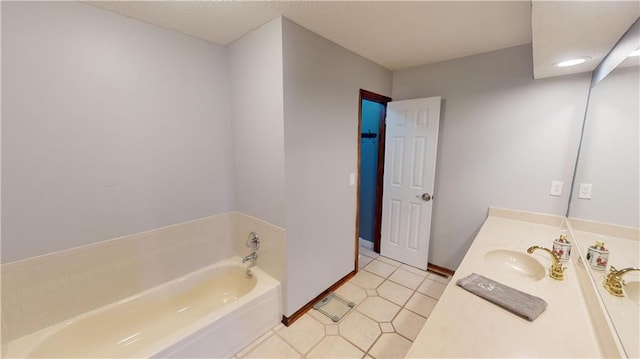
[406,208,611,358]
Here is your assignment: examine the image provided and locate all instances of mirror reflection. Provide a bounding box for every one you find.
[569,21,640,359]
[569,64,639,227]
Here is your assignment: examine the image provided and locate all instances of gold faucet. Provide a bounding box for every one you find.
[527,246,565,280]
[603,266,640,297]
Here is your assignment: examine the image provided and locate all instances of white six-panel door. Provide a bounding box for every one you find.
[380,97,441,269]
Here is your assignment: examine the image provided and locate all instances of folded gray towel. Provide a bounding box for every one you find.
[456,273,547,321]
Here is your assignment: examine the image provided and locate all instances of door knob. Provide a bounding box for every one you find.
[415,193,432,201]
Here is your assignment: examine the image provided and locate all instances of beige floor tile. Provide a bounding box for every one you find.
[376,256,402,267]
[388,268,425,290]
[392,309,427,341]
[400,263,428,277]
[366,289,378,296]
[356,296,400,322]
[427,272,452,284]
[416,278,447,299]
[379,322,394,333]
[306,335,364,359]
[364,260,397,278]
[359,247,379,259]
[368,333,413,359]
[334,282,367,305]
[405,292,438,318]
[377,280,413,306]
[339,310,381,352]
[349,270,385,289]
[358,255,374,268]
[325,324,339,335]
[235,330,275,357]
[277,314,325,354]
[243,334,301,359]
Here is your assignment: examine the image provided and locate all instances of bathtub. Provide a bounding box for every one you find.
[5,257,282,358]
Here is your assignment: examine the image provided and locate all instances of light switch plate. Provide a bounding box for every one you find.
[550,181,563,196]
[578,183,592,199]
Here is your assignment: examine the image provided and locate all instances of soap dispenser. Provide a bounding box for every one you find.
[552,230,571,262]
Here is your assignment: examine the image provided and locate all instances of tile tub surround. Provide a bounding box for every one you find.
[234,248,450,359]
[406,208,617,358]
[1,211,285,343]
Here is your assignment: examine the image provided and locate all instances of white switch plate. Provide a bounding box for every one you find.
[549,181,564,196]
[349,173,356,186]
[578,183,592,199]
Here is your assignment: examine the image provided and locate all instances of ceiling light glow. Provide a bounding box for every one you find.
[555,58,589,67]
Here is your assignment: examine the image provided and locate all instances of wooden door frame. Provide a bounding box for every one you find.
[356,89,391,270]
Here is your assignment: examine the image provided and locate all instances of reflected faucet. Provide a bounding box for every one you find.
[604,266,640,297]
[527,246,565,281]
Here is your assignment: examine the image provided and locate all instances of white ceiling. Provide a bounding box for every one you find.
[532,1,640,79]
[88,1,640,77]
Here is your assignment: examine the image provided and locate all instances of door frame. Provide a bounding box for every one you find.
[356,89,392,270]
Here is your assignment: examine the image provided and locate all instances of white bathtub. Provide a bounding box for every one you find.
[5,257,282,358]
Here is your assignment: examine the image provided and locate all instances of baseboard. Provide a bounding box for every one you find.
[281,270,357,327]
[427,262,455,277]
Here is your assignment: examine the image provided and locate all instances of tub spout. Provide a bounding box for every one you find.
[242,252,258,265]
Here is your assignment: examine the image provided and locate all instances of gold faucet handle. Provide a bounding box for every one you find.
[550,262,565,280]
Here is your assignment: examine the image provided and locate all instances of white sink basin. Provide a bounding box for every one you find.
[484,249,546,281]
[624,280,640,304]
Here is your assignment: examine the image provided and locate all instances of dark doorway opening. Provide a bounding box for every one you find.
[356,90,391,260]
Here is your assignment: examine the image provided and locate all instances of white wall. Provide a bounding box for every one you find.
[392,45,591,270]
[281,18,392,316]
[228,18,286,228]
[1,2,235,262]
[570,65,639,227]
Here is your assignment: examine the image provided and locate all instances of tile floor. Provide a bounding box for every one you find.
[233,245,451,359]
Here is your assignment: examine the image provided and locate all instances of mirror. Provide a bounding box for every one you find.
[568,19,640,358]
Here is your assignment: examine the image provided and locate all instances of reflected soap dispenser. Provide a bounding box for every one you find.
[586,237,609,270]
[552,230,571,262]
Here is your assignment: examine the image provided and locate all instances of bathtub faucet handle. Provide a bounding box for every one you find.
[246,232,261,250]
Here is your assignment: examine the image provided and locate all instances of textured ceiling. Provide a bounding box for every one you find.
[87,1,639,76]
[87,1,532,71]
[532,1,640,79]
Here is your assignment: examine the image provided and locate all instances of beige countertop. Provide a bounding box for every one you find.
[406,208,616,358]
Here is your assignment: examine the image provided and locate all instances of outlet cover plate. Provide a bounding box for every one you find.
[550,181,563,196]
[578,183,592,199]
